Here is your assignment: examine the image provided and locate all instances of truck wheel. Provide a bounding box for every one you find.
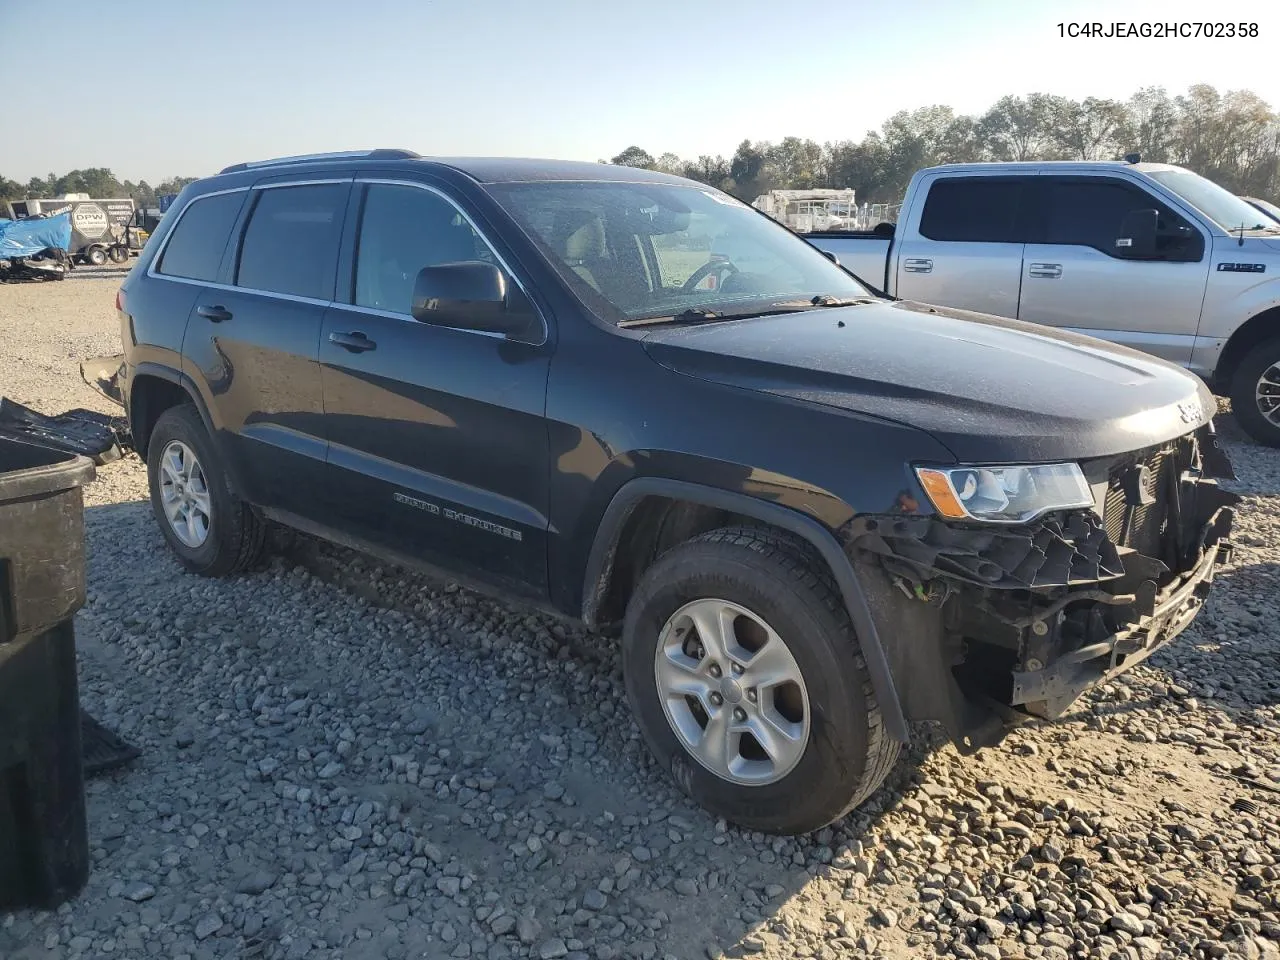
[1229,338,1280,448]
[86,246,107,266]
[622,526,900,835]
[146,405,267,576]
[108,245,128,263]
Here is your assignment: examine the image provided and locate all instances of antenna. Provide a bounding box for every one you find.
[1238,221,1247,247]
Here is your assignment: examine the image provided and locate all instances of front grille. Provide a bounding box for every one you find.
[1102,443,1178,558]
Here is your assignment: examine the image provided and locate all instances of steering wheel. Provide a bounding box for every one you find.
[681,258,740,294]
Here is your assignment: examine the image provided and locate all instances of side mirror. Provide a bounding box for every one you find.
[411,261,530,336]
[1115,209,1158,259]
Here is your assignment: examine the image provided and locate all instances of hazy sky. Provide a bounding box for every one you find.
[6,0,1279,184]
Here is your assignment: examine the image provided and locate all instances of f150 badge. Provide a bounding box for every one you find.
[1216,262,1266,273]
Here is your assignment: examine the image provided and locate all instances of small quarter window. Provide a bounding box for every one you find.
[156,192,245,282]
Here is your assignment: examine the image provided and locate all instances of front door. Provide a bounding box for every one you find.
[1016,175,1211,366]
[318,179,552,595]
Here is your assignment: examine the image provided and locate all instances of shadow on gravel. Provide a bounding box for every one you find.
[268,527,937,959]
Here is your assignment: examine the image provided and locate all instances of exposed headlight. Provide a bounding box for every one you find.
[915,462,1094,523]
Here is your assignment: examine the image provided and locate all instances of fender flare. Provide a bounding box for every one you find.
[130,362,245,495]
[581,477,910,743]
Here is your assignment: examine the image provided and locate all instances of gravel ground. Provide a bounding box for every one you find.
[1,278,1278,960]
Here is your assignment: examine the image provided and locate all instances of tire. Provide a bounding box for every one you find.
[85,246,107,266]
[146,404,267,576]
[1228,338,1280,448]
[108,245,128,264]
[622,526,900,835]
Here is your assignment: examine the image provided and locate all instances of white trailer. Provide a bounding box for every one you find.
[750,189,857,233]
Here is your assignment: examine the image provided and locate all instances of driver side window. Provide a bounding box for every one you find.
[354,184,498,314]
[1036,178,1203,262]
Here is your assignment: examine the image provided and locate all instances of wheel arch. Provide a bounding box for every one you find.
[581,477,910,743]
[128,363,244,494]
[1213,304,1280,391]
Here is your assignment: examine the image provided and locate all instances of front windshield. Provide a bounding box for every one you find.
[486,180,873,323]
[1147,168,1280,232]
[1247,197,1280,224]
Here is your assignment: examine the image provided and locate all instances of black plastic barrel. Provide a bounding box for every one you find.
[0,436,96,909]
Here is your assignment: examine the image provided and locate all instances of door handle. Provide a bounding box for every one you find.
[329,331,377,353]
[1028,262,1063,279]
[903,258,933,274]
[196,304,232,323]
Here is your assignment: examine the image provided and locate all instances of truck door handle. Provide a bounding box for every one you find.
[196,304,232,323]
[1029,262,1063,278]
[329,331,377,353]
[903,258,933,273]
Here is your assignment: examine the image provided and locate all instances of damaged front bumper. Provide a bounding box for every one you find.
[844,425,1239,750]
[1008,520,1232,718]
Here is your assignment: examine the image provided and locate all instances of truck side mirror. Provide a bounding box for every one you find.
[1115,209,1158,259]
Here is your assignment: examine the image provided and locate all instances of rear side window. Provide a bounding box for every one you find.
[236,184,348,299]
[157,192,244,281]
[919,178,1024,243]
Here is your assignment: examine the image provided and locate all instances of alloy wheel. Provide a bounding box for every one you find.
[159,440,212,548]
[653,598,811,786]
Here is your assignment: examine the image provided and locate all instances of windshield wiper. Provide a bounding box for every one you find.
[619,296,876,328]
[618,307,724,328]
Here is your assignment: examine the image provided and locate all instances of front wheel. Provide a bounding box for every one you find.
[1229,338,1280,448]
[146,405,267,576]
[85,246,107,266]
[622,527,900,835]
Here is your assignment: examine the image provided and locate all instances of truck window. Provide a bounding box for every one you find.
[353,184,498,314]
[156,192,245,282]
[918,178,1024,243]
[235,184,347,300]
[1037,178,1201,260]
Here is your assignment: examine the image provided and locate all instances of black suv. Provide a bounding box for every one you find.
[113,149,1238,834]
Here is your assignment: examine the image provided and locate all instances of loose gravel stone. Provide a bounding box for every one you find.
[121,882,155,902]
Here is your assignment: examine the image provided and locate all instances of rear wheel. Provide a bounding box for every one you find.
[1229,338,1280,448]
[146,405,267,576]
[85,246,107,266]
[622,527,900,835]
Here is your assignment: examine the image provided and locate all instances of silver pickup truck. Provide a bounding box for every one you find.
[804,161,1280,447]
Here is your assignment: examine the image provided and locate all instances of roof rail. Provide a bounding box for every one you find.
[218,148,421,175]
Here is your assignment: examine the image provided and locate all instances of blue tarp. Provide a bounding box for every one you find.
[0,211,73,258]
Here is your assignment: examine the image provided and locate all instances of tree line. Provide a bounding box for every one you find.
[0,169,198,207]
[604,84,1280,204]
[5,85,1277,211]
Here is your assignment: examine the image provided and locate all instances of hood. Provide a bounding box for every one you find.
[641,300,1214,463]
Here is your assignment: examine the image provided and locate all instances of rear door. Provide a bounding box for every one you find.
[1016,176,1210,365]
[318,178,552,595]
[181,177,350,514]
[895,175,1030,318]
